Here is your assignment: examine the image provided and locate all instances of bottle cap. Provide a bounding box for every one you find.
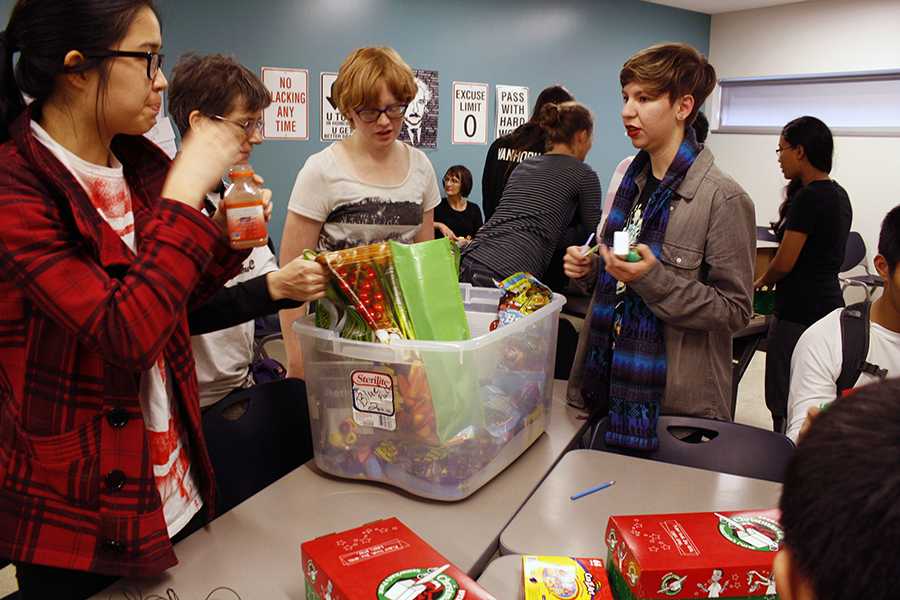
[228,162,254,179]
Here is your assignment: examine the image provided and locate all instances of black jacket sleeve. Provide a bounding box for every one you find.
[481,139,502,221]
[188,273,302,335]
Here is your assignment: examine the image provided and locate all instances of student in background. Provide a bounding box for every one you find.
[785,205,900,442]
[279,47,439,378]
[775,378,900,600]
[564,44,755,449]
[168,53,326,409]
[481,84,574,220]
[755,116,852,432]
[460,101,601,289]
[434,164,483,245]
[0,1,248,596]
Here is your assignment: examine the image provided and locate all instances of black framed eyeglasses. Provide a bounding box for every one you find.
[354,103,408,123]
[211,114,264,137]
[775,145,793,156]
[87,50,164,80]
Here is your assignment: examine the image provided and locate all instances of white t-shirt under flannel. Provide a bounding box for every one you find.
[191,192,279,408]
[287,141,440,251]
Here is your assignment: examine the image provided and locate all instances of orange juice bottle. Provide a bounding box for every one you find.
[223,163,267,249]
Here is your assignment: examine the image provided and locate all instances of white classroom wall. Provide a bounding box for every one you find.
[706,0,900,269]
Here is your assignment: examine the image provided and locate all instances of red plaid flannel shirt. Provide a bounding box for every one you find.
[0,110,247,576]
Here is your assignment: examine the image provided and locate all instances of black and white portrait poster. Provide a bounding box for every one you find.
[399,69,439,149]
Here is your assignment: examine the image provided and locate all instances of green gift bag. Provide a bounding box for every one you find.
[389,239,470,341]
[389,239,480,443]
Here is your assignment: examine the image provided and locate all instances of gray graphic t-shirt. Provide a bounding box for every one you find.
[288,142,441,251]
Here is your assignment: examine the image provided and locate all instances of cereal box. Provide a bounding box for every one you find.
[605,510,782,599]
[301,517,496,599]
[523,555,614,599]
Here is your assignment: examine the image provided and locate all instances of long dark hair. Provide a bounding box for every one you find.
[502,84,574,150]
[782,115,834,173]
[773,116,835,235]
[0,0,158,142]
[774,179,805,237]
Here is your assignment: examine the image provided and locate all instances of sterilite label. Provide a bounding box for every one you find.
[351,370,397,430]
[339,539,410,567]
[661,520,700,557]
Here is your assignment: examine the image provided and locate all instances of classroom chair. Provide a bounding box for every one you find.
[839,231,883,301]
[201,377,315,515]
[583,415,795,482]
[756,224,778,242]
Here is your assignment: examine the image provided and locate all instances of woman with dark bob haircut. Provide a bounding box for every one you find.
[434,164,483,244]
[0,0,249,596]
[755,115,852,432]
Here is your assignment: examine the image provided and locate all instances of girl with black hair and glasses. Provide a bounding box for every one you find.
[755,116,852,433]
[0,1,249,596]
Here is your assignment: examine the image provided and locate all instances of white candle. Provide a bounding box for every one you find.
[613,231,630,257]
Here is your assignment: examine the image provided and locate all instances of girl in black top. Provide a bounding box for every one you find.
[480,85,574,220]
[755,116,852,432]
[433,165,483,245]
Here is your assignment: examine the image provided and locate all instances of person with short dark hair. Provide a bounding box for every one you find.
[168,53,326,408]
[461,101,601,288]
[755,116,853,432]
[775,377,900,600]
[168,53,271,143]
[565,44,755,446]
[480,84,574,220]
[785,204,900,441]
[433,165,483,244]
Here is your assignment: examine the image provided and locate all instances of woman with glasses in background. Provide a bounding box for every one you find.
[0,1,249,596]
[279,46,440,378]
[754,116,852,432]
[434,165,483,245]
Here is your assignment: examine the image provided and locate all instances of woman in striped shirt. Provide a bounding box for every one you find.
[460,101,602,290]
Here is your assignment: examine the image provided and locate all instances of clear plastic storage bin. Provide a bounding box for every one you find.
[294,283,565,501]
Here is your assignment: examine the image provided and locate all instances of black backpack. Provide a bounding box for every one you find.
[836,301,889,397]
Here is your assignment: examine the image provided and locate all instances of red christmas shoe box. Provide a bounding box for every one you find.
[604,509,782,599]
[301,517,496,599]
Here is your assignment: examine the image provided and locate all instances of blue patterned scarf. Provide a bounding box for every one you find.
[581,131,701,450]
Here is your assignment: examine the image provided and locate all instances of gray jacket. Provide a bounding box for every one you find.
[568,147,755,420]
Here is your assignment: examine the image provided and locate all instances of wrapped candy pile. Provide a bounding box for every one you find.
[311,243,414,343]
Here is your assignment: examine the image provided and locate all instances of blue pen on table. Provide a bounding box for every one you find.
[570,480,616,501]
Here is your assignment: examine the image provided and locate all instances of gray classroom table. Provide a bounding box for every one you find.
[94,380,587,600]
[477,554,525,599]
[499,449,783,558]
